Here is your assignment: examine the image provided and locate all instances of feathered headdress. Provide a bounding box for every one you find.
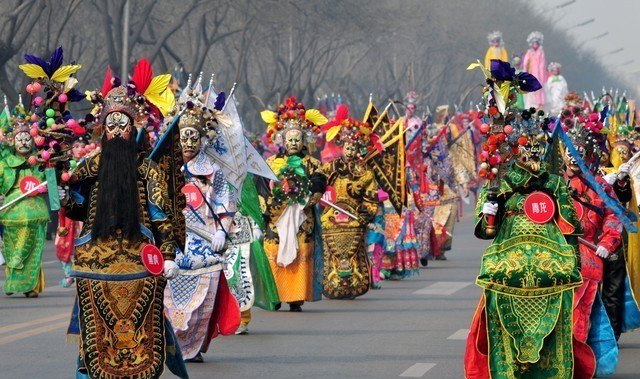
[548,62,562,72]
[17,46,88,171]
[88,58,175,136]
[261,96,327,145]
[322,104,382,160]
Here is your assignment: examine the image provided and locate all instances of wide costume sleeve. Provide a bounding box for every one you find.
[65,154,100,222]
[597,182,623,253]
[549,174,582,236]
[207,167,236,233]
[358,170,379,225]
[145,159,177,261]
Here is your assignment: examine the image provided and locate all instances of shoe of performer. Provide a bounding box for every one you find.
[289,303,302,312]
[235,325,249,335]
[274,302,282,311]
[185,352,204,363]
[5,292,13,296]
[24,291,38,298]
[372,281,382,290]
[60,277,74,288]
[420,257,429,267]
[435,253,447,261]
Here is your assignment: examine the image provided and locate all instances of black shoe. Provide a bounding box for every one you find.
[435,254,447,261]
[24,291,38,298]
[274,302,282,311]
[289,304,302,312]
[45,232,52,241]
[185,352,203,363]
[420,257,429,267]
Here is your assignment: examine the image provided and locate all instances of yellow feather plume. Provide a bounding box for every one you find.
[261,110,278,125]
[19,64,47,79]
[51,64,82,82]
[146,88,175,116]
[326,126,341,142]
[305,109,328,126]
[145,74,172,97]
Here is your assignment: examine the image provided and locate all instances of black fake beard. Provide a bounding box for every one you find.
[92,137,141,241]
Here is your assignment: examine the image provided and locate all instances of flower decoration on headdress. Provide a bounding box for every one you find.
[404,91,419,107]
[487,31,504,46]
[16,46,89,174]
[322,104,382,159]
[563,106,606,164]
[527,31,544,47]
[261,96,327,145]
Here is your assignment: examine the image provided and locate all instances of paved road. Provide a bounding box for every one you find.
[1,209,640,378]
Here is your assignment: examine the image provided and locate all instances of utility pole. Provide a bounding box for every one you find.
[121,0,131,80]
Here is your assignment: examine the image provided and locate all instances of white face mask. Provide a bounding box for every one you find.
[180,127,202,161]
[104,111,133,140]
[14,132,33,156]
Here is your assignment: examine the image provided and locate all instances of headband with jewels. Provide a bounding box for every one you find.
[261,96,327,145]
[487,31,504,46]
[562,106,605,158]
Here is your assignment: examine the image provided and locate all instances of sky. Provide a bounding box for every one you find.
[529,0,639,83]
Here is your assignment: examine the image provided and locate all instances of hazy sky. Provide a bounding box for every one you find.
[529,0,639,81]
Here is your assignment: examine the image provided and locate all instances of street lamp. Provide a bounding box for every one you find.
[577,31,609,49]
[570,18,595,29]
[555,0,576,9]
[606,48,624,55]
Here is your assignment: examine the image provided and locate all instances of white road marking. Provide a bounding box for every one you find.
[413,281,471,295]
[46,284,74,292]
[447,328,470,340]
[399,363,436,377]
[0,320,68,346]
[0,312,68,335]
[43,260,59,265]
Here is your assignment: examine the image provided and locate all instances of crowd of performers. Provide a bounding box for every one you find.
[0,31,639,378]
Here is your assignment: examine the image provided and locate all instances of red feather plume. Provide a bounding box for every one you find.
[100,66,113,97]
[322,104,350,132]
[132,58,153,94]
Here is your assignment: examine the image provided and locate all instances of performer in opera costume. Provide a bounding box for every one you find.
[55,135,91,287]
[258,97,328,312]
[522,31,547,109]
[563,107,621,378]
[320,106,379,299]
[466,59,582,379]
[0,115,49,297]
[64,77,188,377]
[484,31,508,69]
[545,62,569,116]
[163,87,240,362]
[601,121,640,339]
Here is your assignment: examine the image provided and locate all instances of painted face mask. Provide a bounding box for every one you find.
[179,127,202,162]
[516,138,546,172]
[104,111,133,141]
[284,129,303,155]
[14,132,33,156]
[342,142,358,162]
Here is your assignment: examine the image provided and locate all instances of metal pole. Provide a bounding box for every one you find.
[121,0,131,80]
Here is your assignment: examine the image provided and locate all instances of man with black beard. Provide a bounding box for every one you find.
[62,86,186,379]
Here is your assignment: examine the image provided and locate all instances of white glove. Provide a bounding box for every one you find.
[252,227,263,240]
[211,230,226,252]
[603,173,617,185]
[58,186,68,202]
[163,260,179,280]
[618,163,631,179]
[482,202,498,216]
[595,246,610,259]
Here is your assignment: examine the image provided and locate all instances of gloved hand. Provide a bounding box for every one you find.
[482,202,498,216]
[163,260,179,280]
[58,186,68,202]
[211,230,226,252]
[252,227,263,240]
[618,162,631,179]
[603,173,617,185]
[595,245,610,259]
